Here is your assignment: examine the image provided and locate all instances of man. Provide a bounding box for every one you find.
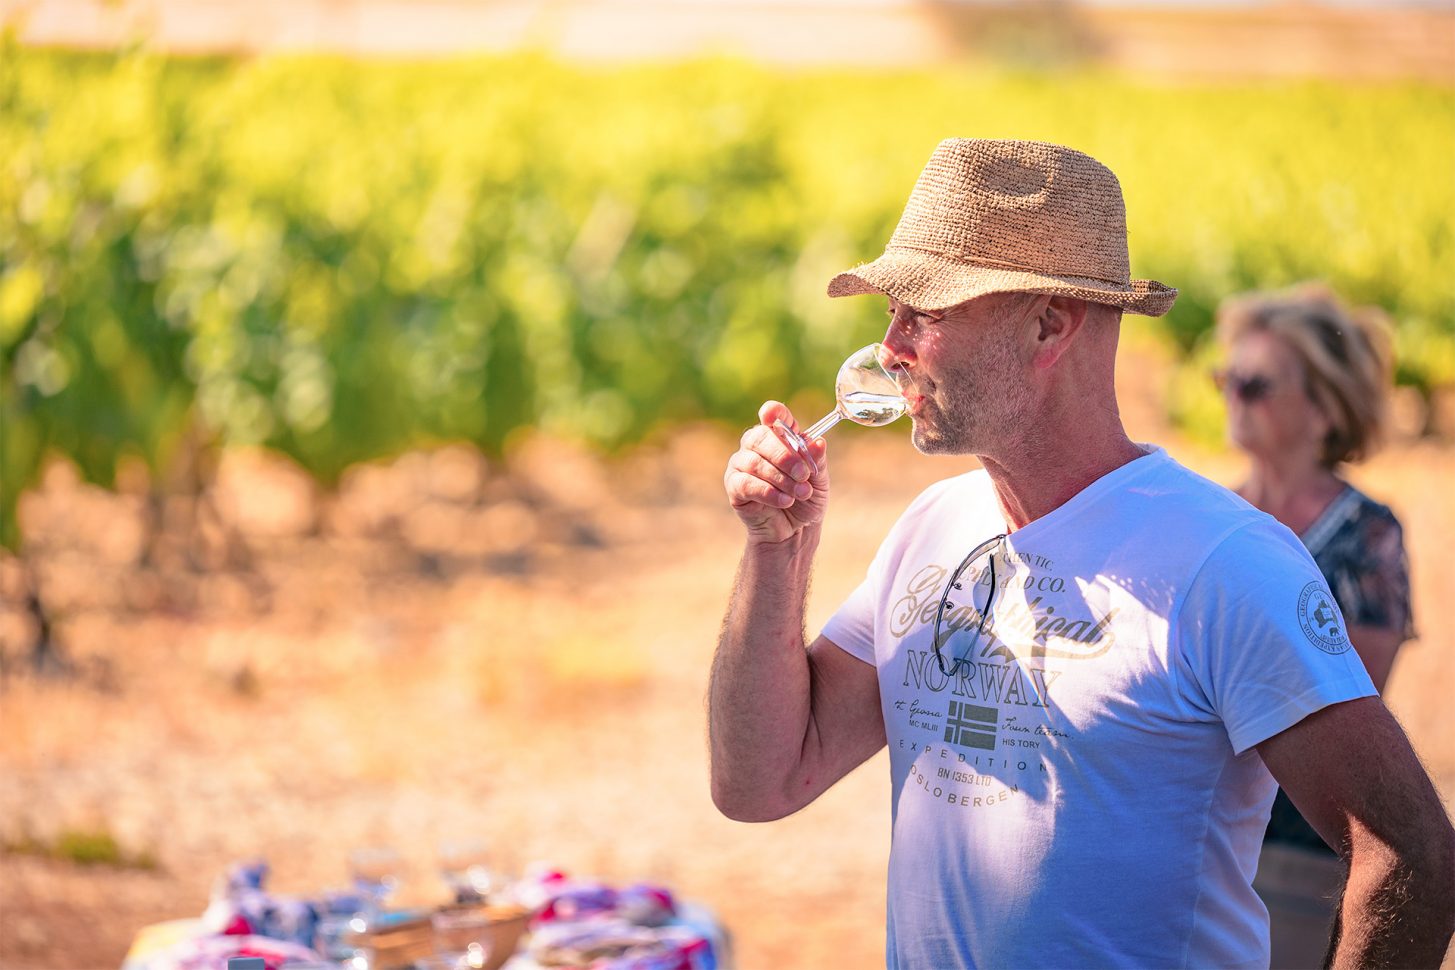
[708,138,1454,968]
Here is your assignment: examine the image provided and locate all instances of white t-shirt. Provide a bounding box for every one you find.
[822,446,1375,970]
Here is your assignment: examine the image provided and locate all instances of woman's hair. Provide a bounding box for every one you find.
[1216,282,1395,467]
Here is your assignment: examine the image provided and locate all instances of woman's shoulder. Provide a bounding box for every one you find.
[1342,485,1405,538]
[1313,483,1409,575]
[1319,483,1415,639]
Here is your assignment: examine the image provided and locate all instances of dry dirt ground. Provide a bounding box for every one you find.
[8,0,1452,82]
[2,347,1453,970]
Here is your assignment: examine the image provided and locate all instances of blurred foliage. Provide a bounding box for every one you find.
[3,46,1453,551]
[3,826,158,869]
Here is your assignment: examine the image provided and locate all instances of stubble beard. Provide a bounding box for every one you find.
[909,382,989,456]
[909,352,1027,459]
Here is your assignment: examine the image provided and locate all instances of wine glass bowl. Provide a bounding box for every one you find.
[832,344,909,427]
[773,343,908,470]
[348,846,403,916]
[438,839,496,904]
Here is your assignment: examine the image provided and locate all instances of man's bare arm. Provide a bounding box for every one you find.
[708,402,886,822]
[1258,696,1455,969]
[708,546,886,821]
[1347,624,1405,694]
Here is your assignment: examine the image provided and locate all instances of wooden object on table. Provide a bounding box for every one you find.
[365,902,533,970]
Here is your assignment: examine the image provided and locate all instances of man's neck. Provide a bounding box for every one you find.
[978,424,1148,532]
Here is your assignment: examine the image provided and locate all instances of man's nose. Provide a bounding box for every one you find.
[881,321,916,370]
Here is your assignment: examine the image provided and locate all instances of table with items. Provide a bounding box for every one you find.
[121,859,730,970]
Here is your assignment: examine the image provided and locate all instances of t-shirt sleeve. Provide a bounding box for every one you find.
[821,573,878,666]
[818,477,960,667]
[1175,519,1377,756]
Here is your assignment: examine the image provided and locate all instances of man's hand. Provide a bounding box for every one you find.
[724,401,830,544]
[1258,697,1455,968]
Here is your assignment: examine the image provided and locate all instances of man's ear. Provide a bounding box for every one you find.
[1031,296,1090,369]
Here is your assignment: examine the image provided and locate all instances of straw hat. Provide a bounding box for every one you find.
[827,139,1177,317]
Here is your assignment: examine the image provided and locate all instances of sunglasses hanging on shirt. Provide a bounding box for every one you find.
[931,533,1009,677]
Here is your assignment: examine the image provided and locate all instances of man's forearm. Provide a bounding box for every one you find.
[1328,842,1455,969]
[707,526,822,821]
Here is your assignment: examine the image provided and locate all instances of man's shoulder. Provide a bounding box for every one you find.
[1129,446,1263,525]
[1118,447,1306,559]
[880,469,998,542]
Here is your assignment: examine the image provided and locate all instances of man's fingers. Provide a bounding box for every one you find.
[726,469,796,509]
[725,451,808,505]
[755,402,824,478]
[728,450,812,499]
[805,435,829,481]
[723,401,828,538]
[737,424,814,484]
[771,419,820,477]
[757,400,794,429]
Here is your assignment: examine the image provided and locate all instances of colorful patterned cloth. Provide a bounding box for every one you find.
[1264,484,1414,854]
[1301,486,1415,640]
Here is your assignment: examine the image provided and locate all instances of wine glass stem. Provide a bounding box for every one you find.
[802,409,843,441]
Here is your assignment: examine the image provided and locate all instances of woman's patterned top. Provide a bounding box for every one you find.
[1265,484,1415,854]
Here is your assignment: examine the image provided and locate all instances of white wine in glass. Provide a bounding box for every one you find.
[774,342,908,472]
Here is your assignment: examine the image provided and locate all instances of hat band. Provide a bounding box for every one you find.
[885,244,1131,289]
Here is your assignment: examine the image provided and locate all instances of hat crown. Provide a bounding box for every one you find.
[888,139,1131,286]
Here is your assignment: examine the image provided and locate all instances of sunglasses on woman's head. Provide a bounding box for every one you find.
[1212,369,1275,404]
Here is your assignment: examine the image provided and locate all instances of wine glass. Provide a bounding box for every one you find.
[312,914,371,967]
[773,342,908,472]
[438,839,496,904]
[429,907,493,969]
[348,846,402,917]
[417,951,486,970]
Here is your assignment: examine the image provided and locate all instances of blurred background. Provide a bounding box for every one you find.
[1,0,1453,967]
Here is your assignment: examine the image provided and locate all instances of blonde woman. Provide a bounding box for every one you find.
[1216,283,1416,968]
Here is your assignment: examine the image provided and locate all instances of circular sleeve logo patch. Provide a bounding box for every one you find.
[1298,581,1350,654]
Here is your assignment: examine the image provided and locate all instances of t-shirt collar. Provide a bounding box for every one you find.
[997,443,1167,547]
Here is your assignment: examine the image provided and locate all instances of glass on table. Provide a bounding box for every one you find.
[348,846,403,916]
[416,951,486,970]
[429,906,493,968]
[437,839,497,904]
[314,912,372,969]
[772,342,909,473]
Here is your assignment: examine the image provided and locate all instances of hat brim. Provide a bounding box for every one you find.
[827,249,1177,317]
